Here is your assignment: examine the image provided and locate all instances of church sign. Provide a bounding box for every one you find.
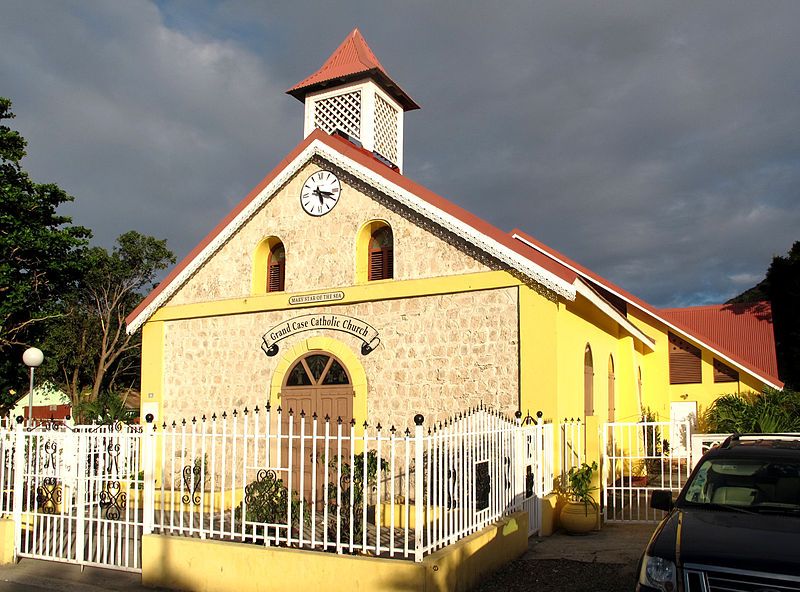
[288,291,345,306]
[262,314,380,357]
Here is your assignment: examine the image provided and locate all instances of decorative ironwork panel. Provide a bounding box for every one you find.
[447,466,458,510]
[243,469,289,525]
[525,465,534,499]
[182,463,203,506]
[475,460,490,511]
[36,477,62,514]
[99,480,127,520]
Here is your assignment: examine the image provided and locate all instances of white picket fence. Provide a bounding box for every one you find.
[0,406,554,571]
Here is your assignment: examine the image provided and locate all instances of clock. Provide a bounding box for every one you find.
[300,170,341,217]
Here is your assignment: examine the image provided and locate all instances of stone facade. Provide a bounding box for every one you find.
[167,161,492,307]
[161,287,519,430]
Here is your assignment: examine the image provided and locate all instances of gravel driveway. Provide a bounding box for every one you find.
[476,523,656,592]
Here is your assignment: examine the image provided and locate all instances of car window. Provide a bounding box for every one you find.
[683,458,800,513]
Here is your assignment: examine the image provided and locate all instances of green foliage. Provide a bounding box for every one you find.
[325,450,388,542]
[235,470,308,532]
[42,230,175,405]
[729,241,800,390]
[565,461,598,509]
[74,390,138,425]
[703,388,800,433]
[0,97,90,393]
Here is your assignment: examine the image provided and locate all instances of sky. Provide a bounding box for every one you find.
[2,1,799,308]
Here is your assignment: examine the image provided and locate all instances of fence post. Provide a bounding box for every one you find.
[12,418,24,561]
[513,412,525,512]
[142,413,156,536]
[413,414,424,563]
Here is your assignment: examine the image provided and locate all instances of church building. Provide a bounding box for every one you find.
[127,29,781,433]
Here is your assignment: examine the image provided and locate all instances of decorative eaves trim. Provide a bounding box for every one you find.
[512,232,782,390]
[127,140,575,333]
[574,279,655,352]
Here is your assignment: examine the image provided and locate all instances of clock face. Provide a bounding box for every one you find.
[300,170,341,217]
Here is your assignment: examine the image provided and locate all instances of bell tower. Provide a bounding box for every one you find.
[287,29,419,172]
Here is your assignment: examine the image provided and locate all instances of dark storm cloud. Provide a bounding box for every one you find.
[2,1,799,307]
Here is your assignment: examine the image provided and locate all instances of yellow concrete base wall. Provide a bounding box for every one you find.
[538,493,558,537]
[424,512,528,592]
[0,518,15,565]
[143,511,529,592]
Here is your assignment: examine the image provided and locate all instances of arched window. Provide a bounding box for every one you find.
[607,355,616,422]
[584,344,594,417]
[252,236,285,295]
[368,225,394,281]
[637,366,643,412]
[267,241,285,292]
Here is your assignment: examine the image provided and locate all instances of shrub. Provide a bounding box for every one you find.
[703,388,800,433]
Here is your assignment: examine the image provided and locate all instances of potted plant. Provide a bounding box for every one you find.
[559,461,599,534]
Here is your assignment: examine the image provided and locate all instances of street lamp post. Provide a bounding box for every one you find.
[22,347,44,423]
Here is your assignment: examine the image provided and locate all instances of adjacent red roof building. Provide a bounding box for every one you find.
[660,302,780,387]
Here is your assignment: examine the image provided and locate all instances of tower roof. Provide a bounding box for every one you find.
[287,28,419,111]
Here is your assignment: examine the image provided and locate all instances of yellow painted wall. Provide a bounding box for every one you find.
[554,294,625,425]
[627,309,769,422]
[142,511,528,592]
[518,285,559,420]
[0,519,14,565]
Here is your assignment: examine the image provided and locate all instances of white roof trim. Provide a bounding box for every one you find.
[127,139,575,333]
[512,233,782,390]
[574,279,655,351]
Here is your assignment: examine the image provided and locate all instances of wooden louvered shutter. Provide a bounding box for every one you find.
[368,226,393,281]
[713,359,738,383]
[267,243,285,292]
[669,333,702,384]
[369,248,384,281]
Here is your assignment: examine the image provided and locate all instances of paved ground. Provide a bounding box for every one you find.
[0,523,656,591]
[0,560,165,592]
[476,523,657,592]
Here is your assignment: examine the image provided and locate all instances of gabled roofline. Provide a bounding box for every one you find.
[126,130,576,333]
[573,278,655,352]
[511,230,783,390]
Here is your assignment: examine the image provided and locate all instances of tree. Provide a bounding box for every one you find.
[0,97,90,394]
[729,241,800,390]
[43,231,175,407]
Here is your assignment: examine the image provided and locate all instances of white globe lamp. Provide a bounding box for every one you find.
[23,347,44,422]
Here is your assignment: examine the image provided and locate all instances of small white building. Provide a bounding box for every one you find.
[9,381,73,425]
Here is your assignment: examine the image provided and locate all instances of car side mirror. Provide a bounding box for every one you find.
[650,490,674,512]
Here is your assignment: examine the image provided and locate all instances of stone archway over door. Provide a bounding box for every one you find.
[281,352,354,505]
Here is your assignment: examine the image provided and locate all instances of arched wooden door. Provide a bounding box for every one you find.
[280,352,354,504]
[281,352,354,421]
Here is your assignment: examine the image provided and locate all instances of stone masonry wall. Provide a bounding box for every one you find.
[168,161,491,306]
[161,287,519,430]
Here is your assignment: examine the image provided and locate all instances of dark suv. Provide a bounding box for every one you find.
[637,434,800,592]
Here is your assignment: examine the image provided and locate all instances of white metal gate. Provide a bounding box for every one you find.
[519,422,554,536]
[602,420,691,522]
[12,424,145,571]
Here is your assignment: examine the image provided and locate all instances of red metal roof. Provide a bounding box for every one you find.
[660,302,781,387]
[286,28,419,111]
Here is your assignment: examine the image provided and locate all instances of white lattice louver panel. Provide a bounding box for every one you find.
[313,91,361,139]
[374,94,398,163]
